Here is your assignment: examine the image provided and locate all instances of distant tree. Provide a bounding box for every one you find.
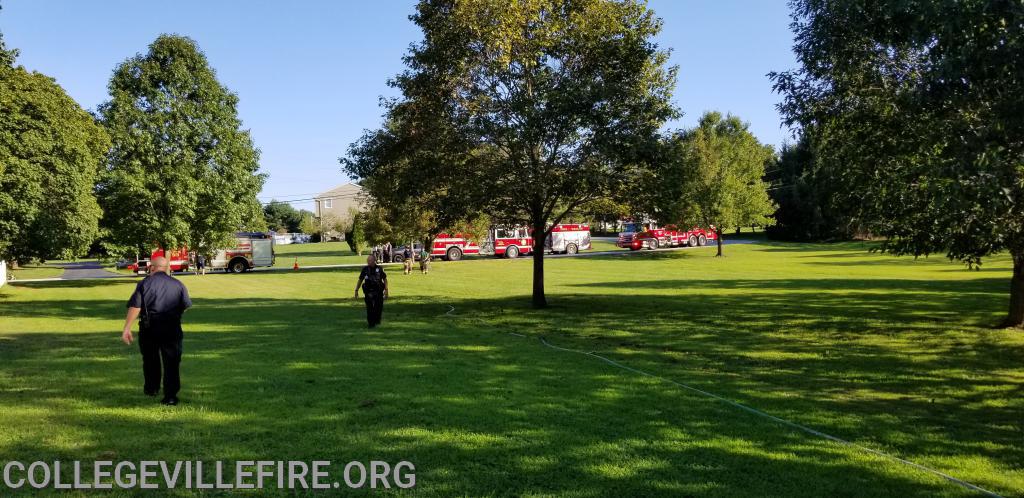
[765,133,851,241]
[675,112,776,256]
[577,198,631,232]
[263,200,304,233]
[362,0,678,308]
[344,105,483,255]
[298,211,319,236]
[97,35,265,257]
[0,39,110,265]
[361,207,394,247]
[345,211,367,255]
[772,0,1024,327]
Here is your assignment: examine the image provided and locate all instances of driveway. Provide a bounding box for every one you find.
[53,261,126,280]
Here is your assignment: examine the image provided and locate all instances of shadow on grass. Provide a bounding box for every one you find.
[1,270,1020,495]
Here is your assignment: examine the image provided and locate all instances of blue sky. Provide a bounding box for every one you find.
[2,1,797,211]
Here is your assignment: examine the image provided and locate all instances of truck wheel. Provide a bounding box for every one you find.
[393,254,404,263]
[446,247,463,261]
[649,239,659,250]
[229,258,248,273]
[698,234,707,246]
[565,243,578,255]
[506,246,519,258]
[688,235,698,247]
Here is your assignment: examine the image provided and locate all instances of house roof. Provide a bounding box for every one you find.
[315,183,364,200]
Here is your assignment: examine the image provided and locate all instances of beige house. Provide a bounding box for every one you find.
[314,183,367,237]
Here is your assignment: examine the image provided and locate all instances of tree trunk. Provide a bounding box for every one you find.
[532,224,547,309]
[716,227,724,257]
[1003,250,1024,327]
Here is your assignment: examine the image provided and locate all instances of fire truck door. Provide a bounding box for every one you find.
[252,239,274,267]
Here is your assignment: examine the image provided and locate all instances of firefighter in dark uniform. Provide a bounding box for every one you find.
[355,255,389,328]
[121,256,192,405]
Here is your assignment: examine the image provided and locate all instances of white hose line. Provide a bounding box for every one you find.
[536,336,1004,498]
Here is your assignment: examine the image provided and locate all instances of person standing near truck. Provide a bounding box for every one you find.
[355,255,389,328]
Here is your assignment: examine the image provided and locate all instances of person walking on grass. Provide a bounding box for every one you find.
[121,256,192,406]
[355,255,389,328]
[419,247,431,274]
[403,246,413,275]
[196,253,206,276]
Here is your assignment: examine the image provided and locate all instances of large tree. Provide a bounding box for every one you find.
[360,0,678,308]
[765,132,852,242]
[772,0,1024,326]
[0,35,110,265]
[673,112,775,256]
[98,35,265,256]
[263,200,310,233]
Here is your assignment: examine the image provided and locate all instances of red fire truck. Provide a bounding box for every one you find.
[431,234,481,261]
[441,223,593,259]
[127,247,191,274]
[480,226,533,258]
[616,221,717,250]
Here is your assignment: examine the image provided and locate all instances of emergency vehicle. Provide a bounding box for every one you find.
[616,221,717,250]
[545,223,592,254]
[430,234,481,261]
[479,226,533,258]
[127,247,191,275]
[209,232,276,273]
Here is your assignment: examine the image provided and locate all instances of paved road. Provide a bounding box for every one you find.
[11,237,761,283]
[53,261,125,280]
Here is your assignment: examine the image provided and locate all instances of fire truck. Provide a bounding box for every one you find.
[431,234,481,261]
[479,226,533,258]
[545,223,592,254]
[616,221,717,250]
[210,232,276,273]
[443,223,593,259]
[127,247,191,275]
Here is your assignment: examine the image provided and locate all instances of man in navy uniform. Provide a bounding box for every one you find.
[121,256,192,405]
[354,255,389,328]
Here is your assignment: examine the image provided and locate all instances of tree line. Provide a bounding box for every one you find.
[1,30,265,267]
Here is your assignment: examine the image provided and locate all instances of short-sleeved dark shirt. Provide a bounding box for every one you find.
[127,272,192,328]
[359,265,387,293]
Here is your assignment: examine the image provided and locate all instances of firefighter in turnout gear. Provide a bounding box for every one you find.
[419,247,431,274]
[355,255,389,328]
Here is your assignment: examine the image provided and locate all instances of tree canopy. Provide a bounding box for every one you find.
[672,112,775,256]
[0,40,110,265]
[263,200,313,233]
[349,0,679,307]
[772,0,1024,326]
[97,34,265,256]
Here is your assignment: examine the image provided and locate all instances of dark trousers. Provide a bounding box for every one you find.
[364,290,384,327]
[138,324,183,397]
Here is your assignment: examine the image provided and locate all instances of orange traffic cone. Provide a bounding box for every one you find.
[293,258,299,270]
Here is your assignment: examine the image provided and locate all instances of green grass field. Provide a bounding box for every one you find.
[6,264,64,280]
[1,241,1022,496]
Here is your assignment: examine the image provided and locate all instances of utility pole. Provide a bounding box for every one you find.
[316,199,324,243]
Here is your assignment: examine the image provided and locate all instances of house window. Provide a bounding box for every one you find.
[324,198,333,209]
